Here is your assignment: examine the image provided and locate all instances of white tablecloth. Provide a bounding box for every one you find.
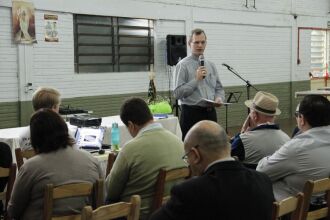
[0,115,182,166]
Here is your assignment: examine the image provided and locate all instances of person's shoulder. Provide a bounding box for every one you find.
[177,55,193,65]
[147,128,184,147]
[246,167,273,183]
[73,147,99,161]
[158,127,182,140]
[21,153,43,170]
[206,59,216,65]
[173,175,209,193]
[206,59,216,68]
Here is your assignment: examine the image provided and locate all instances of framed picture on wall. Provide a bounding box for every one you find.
[12,1,37,44]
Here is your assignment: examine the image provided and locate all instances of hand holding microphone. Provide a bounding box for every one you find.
[196,55,207,80]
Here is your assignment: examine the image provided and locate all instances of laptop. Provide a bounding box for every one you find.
[75,127,105,152]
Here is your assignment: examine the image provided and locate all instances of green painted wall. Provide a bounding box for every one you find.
[216,80,310,128]
[0,102,20,128]
[0,80,310,129]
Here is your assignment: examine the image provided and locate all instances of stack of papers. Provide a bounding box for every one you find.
[195,98,231,107]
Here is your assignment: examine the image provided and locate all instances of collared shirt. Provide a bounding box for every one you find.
[257,125,330,201]
[173,54,225,107]
[136,122,163,137]
[204,157,235,173]
[231,124,290,163]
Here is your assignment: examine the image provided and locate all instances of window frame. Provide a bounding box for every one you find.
[74,14,154,73]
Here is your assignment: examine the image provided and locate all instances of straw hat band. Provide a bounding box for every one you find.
[252,103,276,114]
[244,91,281,116]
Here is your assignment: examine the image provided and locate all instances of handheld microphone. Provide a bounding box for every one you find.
[222,63,232,69]
[199,55,205,79]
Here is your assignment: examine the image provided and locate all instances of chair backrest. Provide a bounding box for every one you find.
[81,195,140,220]
[15,148,36,170]
[0,163,16,213]
[151,167,190,212]
[43,179,104,220]
[105,152,117,177]
[271,193,304,220]
[301,178,330,220]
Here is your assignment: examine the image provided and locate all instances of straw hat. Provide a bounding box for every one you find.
[244,91,281,116]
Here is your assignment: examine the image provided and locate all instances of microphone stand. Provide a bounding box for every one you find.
[224,66,258,113]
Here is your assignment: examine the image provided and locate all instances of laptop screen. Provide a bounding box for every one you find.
[75,127,105,150]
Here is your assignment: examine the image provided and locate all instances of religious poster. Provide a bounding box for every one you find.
[12,1,37,44]
[44,14,59,42]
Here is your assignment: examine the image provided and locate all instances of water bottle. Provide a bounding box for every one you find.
[111,122,120,151]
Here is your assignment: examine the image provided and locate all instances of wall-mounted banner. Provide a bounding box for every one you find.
[44,14,59,42]
[12,1,37,44]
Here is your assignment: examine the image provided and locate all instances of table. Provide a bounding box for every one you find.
[317,87,330,90]
[0,115,182,165]
[295,90,330,98]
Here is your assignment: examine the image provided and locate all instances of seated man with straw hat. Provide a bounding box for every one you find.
[231,91,290,164]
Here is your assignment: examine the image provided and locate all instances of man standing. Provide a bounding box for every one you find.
[257,95,330,201]
[231,91,290,164]
[105,98,185,220]
[173,28,225,139]
[150,120,274,220]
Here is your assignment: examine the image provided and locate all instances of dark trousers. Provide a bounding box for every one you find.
[180,105,217,140]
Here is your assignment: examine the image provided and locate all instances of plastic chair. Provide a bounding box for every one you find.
[81,195,141,220]
[15,148,36,170]
[43,179,104,220]
[271,193,304,220]
[301,178,330,220]
[151,167,190,212]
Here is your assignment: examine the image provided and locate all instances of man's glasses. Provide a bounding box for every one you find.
[192,41,206,45]
[182,145,199,164]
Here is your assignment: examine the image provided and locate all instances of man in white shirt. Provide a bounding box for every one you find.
[257,95,330,201]
[20,87,61,150]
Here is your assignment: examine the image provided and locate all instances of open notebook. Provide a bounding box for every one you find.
[75,127,105,151]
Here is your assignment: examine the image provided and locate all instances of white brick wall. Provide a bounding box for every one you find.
[297,0,330,16]
[199,22,291,86]
[0,7,18,101]
[154,20,185,93]
[0,0,329,103]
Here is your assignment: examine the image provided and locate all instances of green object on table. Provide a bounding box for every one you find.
[148,101,172,114]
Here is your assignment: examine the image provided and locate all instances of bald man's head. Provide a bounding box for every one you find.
[185,120,230,155]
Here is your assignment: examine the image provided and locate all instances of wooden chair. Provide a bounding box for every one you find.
[0,163,16,219]
[301,178,330,220]
[151,167,190,212]
[271,193,304,220]
[81,195,141,220]
[43,179,104,220]
[15,148,36,170]
[105,152,117,177]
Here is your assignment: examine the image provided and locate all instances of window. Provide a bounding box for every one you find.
[74,15,154,73]
[311,30,330,77]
